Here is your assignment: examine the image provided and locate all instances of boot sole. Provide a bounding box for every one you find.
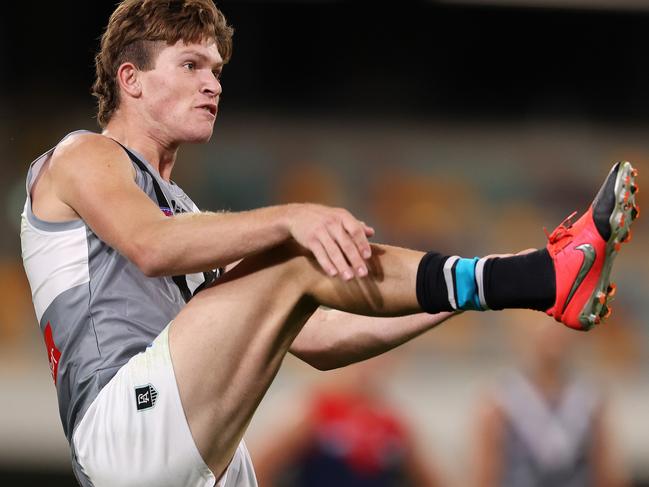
[578,161,639,329]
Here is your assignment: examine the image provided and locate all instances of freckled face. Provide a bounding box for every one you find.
[138,39,223,144]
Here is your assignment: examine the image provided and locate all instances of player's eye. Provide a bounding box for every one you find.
[183,62,196,71]
[212,70,222,80]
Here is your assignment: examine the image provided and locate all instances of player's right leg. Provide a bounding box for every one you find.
[545,161,639,329]
[168,242,426,480]
[72,162,638,486]
[166,163,639,481]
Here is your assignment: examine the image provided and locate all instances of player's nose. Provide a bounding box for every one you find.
[202,74,222,98]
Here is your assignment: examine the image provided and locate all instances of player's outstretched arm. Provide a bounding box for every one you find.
[289,307,455,370]
[49,133,373,278]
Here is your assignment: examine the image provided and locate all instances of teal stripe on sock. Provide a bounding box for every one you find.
[455,257,483,311]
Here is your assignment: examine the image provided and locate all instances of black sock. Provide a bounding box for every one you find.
[483,249,555,311]
[416,252,454,313]
[416,249,556,313]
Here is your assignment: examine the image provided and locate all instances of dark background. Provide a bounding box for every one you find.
[5,1,649,122]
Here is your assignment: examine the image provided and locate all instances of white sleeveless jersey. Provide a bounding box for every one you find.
[495,370,598,487]
[21,132,255,486]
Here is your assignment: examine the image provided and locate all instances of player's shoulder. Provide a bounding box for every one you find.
[51,132,124,164]
[49,132,134,180]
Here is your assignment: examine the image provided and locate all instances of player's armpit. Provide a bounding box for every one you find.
[49,133,169,275]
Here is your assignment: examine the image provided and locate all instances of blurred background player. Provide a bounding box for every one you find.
[253,354,443,487]
[471,316,629,487]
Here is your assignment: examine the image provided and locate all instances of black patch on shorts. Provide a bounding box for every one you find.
[135,384,158,411]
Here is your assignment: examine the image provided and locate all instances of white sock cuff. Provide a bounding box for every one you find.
[475,256,490,310]
[443,256,460,310]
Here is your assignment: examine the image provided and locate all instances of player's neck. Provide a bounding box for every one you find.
[103,118,178,181]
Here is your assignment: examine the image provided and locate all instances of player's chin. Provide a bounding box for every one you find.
[183,125,215,143]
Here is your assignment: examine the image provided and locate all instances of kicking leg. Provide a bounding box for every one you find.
[169,242,424,477]
[168,161,639,477]
[419,161,639,330]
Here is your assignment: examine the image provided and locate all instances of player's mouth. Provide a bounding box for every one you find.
[197,103,217,118]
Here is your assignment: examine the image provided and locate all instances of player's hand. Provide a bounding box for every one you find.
[286,203,375,280]
[482,248,538,259]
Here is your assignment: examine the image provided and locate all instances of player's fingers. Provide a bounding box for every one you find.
[483,252,514,259]
[309,239,338,277]
[483,248,537,260]
[342,217,372,261]
[516,248,537,255]
[331,223,368,277]
[484,248,537,260]
[319,231,355,281]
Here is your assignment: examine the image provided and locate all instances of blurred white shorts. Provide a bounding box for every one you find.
[72,324,230,487]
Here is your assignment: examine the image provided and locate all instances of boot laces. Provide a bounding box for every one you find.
[544,211,578,244]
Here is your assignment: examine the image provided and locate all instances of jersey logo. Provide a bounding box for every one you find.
[43,322,61,385]
[161,200,187,217]
[135,384,158,411]
[562,243,596,314]
[171,200,187,214]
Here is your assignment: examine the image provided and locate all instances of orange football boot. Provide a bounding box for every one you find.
[546,162,639,330]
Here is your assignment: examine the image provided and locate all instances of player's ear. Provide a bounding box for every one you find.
[116,62,142,98]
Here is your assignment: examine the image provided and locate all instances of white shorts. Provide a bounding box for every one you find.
[72,324,249,487]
